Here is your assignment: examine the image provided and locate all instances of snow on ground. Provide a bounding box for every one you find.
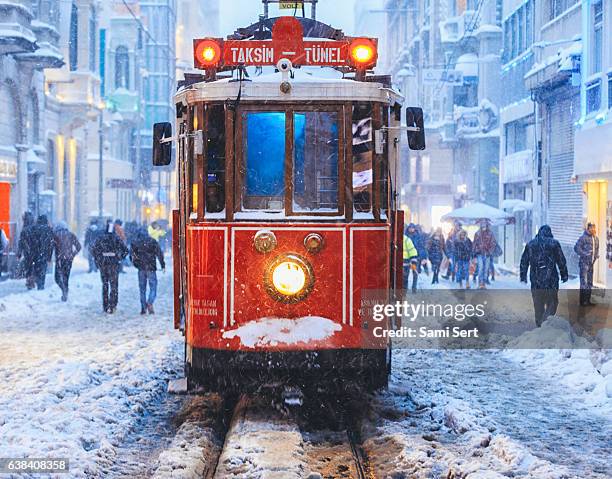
[365,349,611,478]
[421,268,611,408]
[0,264,183,478]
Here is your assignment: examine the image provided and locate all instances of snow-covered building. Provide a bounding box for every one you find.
[497,0,537,269]
[138,0,176,224]
[0,0,63,269]
[383,0,454,231]
[43,0,103,234]
[524,0,584,274]
[442,0,502,210]
[573,0,612,288]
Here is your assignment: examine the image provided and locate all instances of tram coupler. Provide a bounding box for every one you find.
[282,386,304,407]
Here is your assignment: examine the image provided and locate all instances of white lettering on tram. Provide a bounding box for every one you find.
[305,46,343,64]
[230,46,274,64]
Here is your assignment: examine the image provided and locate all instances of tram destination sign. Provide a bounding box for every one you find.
[194,16,377,70]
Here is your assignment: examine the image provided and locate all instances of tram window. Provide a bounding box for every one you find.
[293,111,339,212]
[206,105,225,213]
[242,112,286,210]
[353,103,373,213]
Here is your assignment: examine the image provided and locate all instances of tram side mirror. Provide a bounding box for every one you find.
[152,122,172,166]
[406,107,426,151]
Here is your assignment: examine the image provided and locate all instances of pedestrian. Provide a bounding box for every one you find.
[442,221,462,280]
[403,233,419,293]
[574,223,599,306]
[16,211,35,288]
[0,227,8,280]
[84,220,102,273]
[490,243,503,281]
[520,225,568,326]
[29,215,54,290]
[426,228,445,284]
[91,221,128,314]
[130,228,166,314]
[53,222,81,301]
[453,229,473,289]
[472,221,497,289]
[406,223,427,274]
[114,219,128,273]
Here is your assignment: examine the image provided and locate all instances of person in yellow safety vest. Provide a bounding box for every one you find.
[148,222,168,253]
[403,233,419,293]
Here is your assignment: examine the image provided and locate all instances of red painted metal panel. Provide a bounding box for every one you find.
[184,223,389,352]
[172,210,181,330]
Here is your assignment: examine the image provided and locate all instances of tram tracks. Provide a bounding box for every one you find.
[205,393,378,479]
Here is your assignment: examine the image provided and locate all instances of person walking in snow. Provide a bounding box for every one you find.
[17,211,36,288]
[574,223,599,306]
[84,219,102,273]
[91,221,128,314]
[53,222,81,302]
[28,215,54,290]
[403,233,419,293]
[406,223,427,274]
[472,221,497,289]
[453,229,473,289]
[0,227,8,280]
[442,221,462,281]
[426,228,445,284]
[520,225,568,326]
[114,219,127,273]
[130,228,165,315]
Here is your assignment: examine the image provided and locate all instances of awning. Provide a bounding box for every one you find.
[441,202,513,225]
[574,120,612,179]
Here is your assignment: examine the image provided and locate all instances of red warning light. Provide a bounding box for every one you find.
[349,38,377,68]
[194,39,222,68]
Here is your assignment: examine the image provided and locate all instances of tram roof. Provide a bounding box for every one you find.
[175,69,403,106]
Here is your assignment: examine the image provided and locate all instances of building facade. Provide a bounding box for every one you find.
[384,0,455,232]
[139,0,176,224]
[573,0,611,287]
[524,0,584,274]
[0,0,63,263]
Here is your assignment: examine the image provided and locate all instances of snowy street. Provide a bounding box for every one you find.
[0,263,185,478]
[0,265,610,478]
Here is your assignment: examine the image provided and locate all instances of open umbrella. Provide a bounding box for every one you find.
[441,202,513,225]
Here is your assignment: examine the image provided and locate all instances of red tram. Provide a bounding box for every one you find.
[152,14,425,392]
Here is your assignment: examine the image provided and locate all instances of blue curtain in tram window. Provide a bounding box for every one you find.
[245,112,285,197]
[293,113,306,196]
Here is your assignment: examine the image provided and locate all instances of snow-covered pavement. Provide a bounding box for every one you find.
[366,348,611,478]
[0,264,184,478]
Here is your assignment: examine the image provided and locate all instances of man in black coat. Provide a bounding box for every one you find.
[130,229,165,314]
[17,211,35,288]
[53,222,81,301]
[29,215,55,290]
[574,223,600,306]
[91,222,128,313]
[520,225,568,326]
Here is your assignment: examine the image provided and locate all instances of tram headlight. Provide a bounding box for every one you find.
[349,38,377,67]
[264,254,314,303]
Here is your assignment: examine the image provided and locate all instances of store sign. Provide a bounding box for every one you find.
[0,159,17,181]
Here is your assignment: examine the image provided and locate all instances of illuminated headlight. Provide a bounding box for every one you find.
[264,254,314,303]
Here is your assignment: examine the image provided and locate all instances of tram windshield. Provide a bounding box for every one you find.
[241,109,341,214]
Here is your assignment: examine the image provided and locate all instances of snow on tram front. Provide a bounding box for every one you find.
[152,14,426,393]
